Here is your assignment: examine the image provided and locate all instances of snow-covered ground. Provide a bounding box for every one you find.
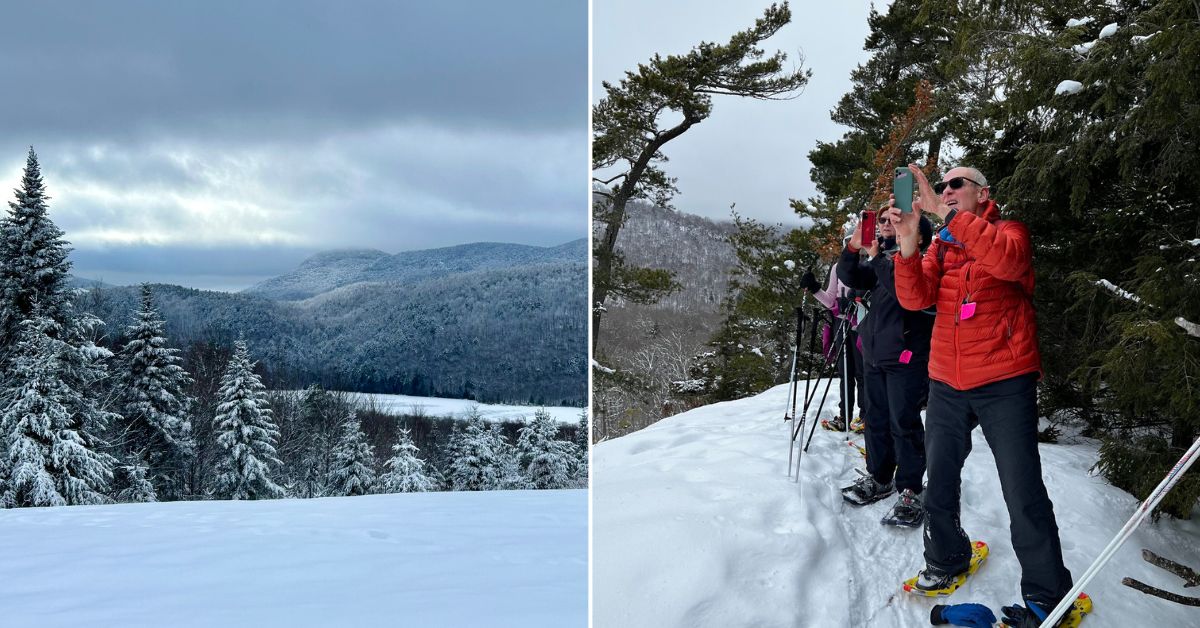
[0,489,587,627]
[594,381,1200,627]
[345,392,583,424]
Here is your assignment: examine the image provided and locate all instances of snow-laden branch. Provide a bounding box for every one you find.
[591,359,615,374]
[1096,279,1143,304]
[1176,317,1200,338]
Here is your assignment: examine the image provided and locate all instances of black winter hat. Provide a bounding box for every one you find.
[919,216,934,249]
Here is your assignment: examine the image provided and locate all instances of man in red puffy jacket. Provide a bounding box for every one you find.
[885,164,1073,626]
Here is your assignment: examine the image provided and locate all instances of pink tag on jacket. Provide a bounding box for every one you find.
[961,301,977,320]
[899,350,912,364]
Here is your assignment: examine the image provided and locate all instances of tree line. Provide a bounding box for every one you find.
[0,148,586,508]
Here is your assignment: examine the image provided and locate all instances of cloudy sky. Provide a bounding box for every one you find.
[0,1,587,291]
[594,0,879,227]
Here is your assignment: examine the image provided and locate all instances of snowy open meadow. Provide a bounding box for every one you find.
[344,392,583,424]
[0,489,587,627]
[593,381,1200,627]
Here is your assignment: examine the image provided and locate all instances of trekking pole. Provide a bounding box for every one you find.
[799,305,824,420]
[783,306,804,422]
[790,313,847,478]
[802,315,850,454]
[1039,435,1200,628]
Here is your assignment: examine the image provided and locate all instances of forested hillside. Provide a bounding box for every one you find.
[82,260,587,406]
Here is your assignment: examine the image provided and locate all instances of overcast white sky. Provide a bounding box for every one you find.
[593,0,879,226]
[0,1,586,291]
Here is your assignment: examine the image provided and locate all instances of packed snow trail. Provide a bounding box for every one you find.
[593,381,1200,627]
[0,490,586,627]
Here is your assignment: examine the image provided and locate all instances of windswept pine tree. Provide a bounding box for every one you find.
[517,410,574,490]
[328,415,376,496]
[0,316,114,507]
[116,284,195,500]
[211,340,283,500]
[377,428,436,493]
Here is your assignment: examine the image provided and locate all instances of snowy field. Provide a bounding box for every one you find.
[0,489,587,627]
[593,381,1200,627]
[343,392,583,424]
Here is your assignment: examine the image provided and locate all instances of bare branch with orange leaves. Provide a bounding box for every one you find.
[867,80,937,210]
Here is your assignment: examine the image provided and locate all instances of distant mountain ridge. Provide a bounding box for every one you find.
[75,239,588,405]
[245,239,587,300]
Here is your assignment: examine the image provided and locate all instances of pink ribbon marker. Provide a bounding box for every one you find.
[899,350,912,364]
[961,301,977,320]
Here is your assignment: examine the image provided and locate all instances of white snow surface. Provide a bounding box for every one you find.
[0,490,587,627]
[337,391,582,424]
[594,382,1200,627]
[1055,80,1085,96]
[1066,17,1094,27]
[1098,22,1119,39]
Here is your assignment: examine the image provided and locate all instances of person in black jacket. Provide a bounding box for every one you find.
[835,209,934,526]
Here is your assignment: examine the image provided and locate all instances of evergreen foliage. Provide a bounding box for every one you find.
[117,284,195,500]
[378,428,436,493]
[517,409,575,490]
[447,412,510,491]
[329,415,377,497]
[211,340,283,500]
[0,316,115,507]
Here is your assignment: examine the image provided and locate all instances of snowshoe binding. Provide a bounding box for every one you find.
[881,488,924,527]
[821,415,865,434]
[841,474,894,506]
[1000,594,1092,628]
[902,541,989,596]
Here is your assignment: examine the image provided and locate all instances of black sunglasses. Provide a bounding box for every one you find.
[933,176,985,195]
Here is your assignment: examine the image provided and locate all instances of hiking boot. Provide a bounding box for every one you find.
[914,566,957,593]
[882,488,924,527]
[841,474,895,506]
[824,415,865,434]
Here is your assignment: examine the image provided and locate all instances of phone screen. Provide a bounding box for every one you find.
[860,210,877,249]
[894,168,914,213]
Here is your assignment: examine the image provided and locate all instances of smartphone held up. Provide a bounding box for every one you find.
[860,210,877,250]
[894,167,914,213]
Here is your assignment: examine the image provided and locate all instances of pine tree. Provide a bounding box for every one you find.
[447,412,504,491]
[489,423,524,490]
[328,415,376,496]
[377,428,435,493]
[592,2,810,347]
[573,410,589,488]
[114,455,156,503]
[0,316,114,507]
[0,148,72,355]
[211,340,283,500]
[517,410,574,490]
[117,284,195,500]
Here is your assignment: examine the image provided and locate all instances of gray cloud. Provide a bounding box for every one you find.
[0,0,587,291]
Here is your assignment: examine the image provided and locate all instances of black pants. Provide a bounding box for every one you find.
[836,328,864,419]
[863,360,928,493]
[923,373,1072,606]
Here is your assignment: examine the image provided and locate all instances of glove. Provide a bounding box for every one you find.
[1000,601,1052,627]
[800,270,819,293]
[931,603,997,628]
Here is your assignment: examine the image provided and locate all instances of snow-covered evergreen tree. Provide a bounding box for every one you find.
[573,410,589,488]
[377,428,435,493]
[210,340,283,500]
[490,423,525,490]
[0,148,72,355]
[117,284,194,500]
[291,385,339,498]
[447,412,501,491]
[0,316,114,507]
[328,415,376,496]
[516,409,574,490]
[114,456,156,503]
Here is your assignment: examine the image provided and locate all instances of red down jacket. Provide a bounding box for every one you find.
[892,200,1041,390]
